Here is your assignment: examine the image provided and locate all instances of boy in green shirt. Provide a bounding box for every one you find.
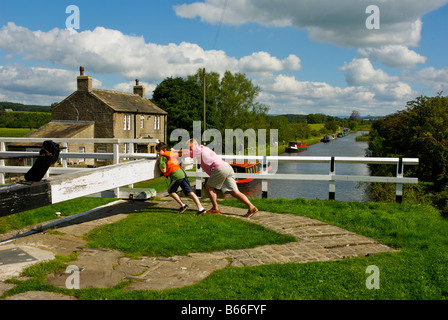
[156,142,205,215]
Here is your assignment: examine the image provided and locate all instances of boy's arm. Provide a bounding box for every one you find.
[159,156,168,174]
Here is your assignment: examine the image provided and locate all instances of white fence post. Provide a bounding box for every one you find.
[113,143,120,198]
[0,141,5,184]
[195,160,203,198]
[329,156,335,200]
[262,155,268,198]
[396,158,404,203]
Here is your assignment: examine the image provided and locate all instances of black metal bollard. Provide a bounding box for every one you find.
[25,140,60,182]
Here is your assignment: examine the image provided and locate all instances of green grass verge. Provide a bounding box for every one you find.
[0,197,117,234]
[2,198,448,300]
[84,209,295,258]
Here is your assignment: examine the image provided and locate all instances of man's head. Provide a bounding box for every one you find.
[188,139,199,151]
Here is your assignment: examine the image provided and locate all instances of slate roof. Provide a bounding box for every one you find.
[91,89,167,115]
[8,121,94,148]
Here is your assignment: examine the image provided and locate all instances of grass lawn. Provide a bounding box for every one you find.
[84,210,295,258]
[2,197,448,300]
[0,197,118,234]
[0,127,35,137]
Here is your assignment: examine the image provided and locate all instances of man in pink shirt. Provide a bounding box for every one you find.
[177,139,258,217]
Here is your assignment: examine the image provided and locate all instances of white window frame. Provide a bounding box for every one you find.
[154,116,161,131]
[78,147,85,163]
[96,147,107,162]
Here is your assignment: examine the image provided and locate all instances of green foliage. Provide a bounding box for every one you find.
[152,69,270,145]
[0,101,51,113]
[151,76,203,136]
[368,94,448,186]
[367,94,448,211]
[0,111,51,129]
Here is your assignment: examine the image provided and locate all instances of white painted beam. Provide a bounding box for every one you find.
[48,159,161,204]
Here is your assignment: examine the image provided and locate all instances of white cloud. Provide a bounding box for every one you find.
[340,57,398,86]
[174,0,448,48]
[358,45,427,68]
[0,65,79,95]
[0,64,102,104]
[255,73,414,115]
[407,67,448,92]
[371,82,415,101]
[112,81,157,98]
[239,52,301,73]
[0,23,301,82]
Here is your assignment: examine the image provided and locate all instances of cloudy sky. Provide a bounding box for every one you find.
[0,0,447,116]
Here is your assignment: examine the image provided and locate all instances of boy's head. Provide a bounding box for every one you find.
[155,142,168,154]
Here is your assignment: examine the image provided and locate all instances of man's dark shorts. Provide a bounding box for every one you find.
[168,177,194,196]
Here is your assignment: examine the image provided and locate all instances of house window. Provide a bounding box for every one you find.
[78,147,85,163]
[123,143,130,160]
[124,114,131,131]
[97,147,107,162]
[140,115,144,129]
[154,116,160,130]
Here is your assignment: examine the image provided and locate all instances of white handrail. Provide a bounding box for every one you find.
[0,137,419,202]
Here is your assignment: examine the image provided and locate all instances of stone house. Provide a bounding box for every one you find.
[9,67,167,166]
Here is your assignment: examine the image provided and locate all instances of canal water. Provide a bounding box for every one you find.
[238,131,370,202]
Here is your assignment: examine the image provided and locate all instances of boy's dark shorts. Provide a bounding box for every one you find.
[168,177,194,196]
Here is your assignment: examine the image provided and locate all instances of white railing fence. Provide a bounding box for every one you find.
[1,138,419,203]
[0,137,159,185]
[186,155,419,203]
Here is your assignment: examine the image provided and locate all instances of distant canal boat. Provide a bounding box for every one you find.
[285,141,307,153]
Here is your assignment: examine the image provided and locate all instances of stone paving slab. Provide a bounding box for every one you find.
[1,197,397,298]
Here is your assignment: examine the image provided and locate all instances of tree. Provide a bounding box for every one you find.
[367,94,448,211]
[349,110,361,122]
[189,69,268,132]
[151,77,203,137]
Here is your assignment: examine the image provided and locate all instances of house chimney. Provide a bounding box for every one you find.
[133,79,145,98]
[77,66,92,92]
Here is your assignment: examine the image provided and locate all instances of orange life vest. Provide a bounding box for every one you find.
[160,150,182,177]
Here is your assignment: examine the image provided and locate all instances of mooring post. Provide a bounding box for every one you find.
[0,141,5,185]
[195,162,203,198]
[396,157,403,203]
[329,156,335,200]
[262,155,268,198]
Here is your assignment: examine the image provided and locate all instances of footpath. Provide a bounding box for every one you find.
[0,196,396,300]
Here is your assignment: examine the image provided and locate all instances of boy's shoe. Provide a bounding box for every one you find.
[244,206,258,218]
[196,208,206,216]
[206,209,221,214]
[179,204,188,214]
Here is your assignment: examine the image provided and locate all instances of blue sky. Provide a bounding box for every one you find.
[0,0,447,116]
